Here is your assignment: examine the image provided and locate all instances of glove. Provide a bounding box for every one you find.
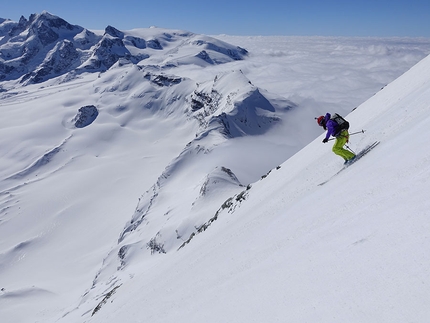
[322,138,328,143]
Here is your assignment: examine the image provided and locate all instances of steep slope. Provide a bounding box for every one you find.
[0,42,290,323]
[0,12,87,82]
[53,69,295,318]
[66,54,430,323]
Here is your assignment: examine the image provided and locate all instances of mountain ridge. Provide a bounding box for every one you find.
[0,11,248,85]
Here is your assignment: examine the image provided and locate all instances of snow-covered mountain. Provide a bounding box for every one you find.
[1,12,430,323]
[74,42,430,323]
[0,11,247,85]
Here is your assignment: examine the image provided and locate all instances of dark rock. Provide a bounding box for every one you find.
[73,105,99,128]
[147,38,162,50]
[7,16,28,36]
[105,25,124,38]
[124,35,146,49]
[21,40,79,84]
[144,73,182,87]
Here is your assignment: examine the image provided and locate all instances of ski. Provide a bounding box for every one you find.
[318,141,380,186]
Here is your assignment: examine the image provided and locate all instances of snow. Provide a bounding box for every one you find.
[1,29,430,323]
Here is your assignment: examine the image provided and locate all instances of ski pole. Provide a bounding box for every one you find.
[327,129,365,141]
[345,144,356,155]
[349,129,366,136]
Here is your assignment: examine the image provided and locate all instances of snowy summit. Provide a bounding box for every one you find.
[1,11,430,323]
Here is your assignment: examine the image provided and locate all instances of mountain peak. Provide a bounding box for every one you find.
[105,25,124,38]
[0,12,248,85]
[28,11,80,34]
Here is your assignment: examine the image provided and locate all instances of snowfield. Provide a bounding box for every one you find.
[1,13,430,323]
[83,52,430,323]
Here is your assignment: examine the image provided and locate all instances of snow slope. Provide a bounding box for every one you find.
[68,48,430,323]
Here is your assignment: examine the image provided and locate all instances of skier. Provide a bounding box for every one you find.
[317,113,356,164]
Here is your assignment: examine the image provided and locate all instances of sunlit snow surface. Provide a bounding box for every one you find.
[1,34,430,323]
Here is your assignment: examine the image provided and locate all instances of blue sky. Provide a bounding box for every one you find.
[2,0,430,37]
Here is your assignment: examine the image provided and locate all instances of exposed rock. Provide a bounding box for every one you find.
[21,40,79,84]
[105,25,124,38]
[6,16,28,37]
[73,105,99,128]
[124,35,147,49]
[147,38,162,50]
[29,20,59,46]
[144,72,182,87]
[83,36,136,70]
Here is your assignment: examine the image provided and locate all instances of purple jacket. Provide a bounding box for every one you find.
[323,113,340,140]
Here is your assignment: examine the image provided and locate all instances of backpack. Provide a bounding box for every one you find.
[331,113,349,132]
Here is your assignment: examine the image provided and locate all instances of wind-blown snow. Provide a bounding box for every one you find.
[1,14,430,323]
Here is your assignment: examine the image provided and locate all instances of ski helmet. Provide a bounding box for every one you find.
[317,116,324,126]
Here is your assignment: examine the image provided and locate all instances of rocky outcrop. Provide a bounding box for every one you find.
[81,32,136,70]
[21,40,79,84]
[73,105,99,128]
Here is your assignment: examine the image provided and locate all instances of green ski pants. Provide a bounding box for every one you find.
[332,130,356,161]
